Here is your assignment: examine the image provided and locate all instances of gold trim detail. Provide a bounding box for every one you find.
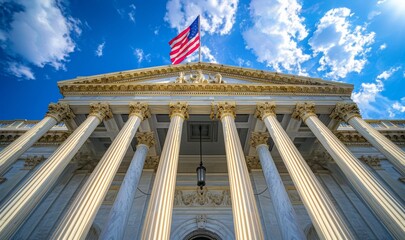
[292,102,316,121]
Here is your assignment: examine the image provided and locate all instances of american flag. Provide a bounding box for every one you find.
[169,16,200,65]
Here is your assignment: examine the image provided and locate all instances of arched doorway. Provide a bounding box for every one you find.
[184,229,222,240]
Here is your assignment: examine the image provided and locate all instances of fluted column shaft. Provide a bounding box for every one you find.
[255,141,305,239]
[100,132,154,240]
[215,103,264,240]
[302,111,405,238]
[51,103,149,240]
[141,102,187,240]
[0,103,74,176]
[0,102,109,239]
[349,117,405,175]
[256,103,354,239]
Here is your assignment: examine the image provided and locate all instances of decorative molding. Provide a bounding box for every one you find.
[46,102,75,122]
[330,102,361,122]
[23,155,46,170]
[89,102,113,121]
[359,155,381,168]
[0,131,70,145]
[129,102,150,120]
[211,102,236,120]
[175,71,224,84]
[335,131,405,144]
[292,102,316,121]
[143,156,159,170]
[136,132,155,148]
[250,132,269,148]
[174,187,231,207]
[255,102,276,120]
[245,156,262,170]
[169,102,189,120]
[196,215,207,229]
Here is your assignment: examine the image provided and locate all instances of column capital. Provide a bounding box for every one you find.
[89,103,113,121]
[144,156,160,170]
[330,102,361,122]
[136,132,155,148]
[292,102,316,121]
[211,102,236,120]
[359,155,381,168]
[46,102,75,122]
[255,102,276,120]
[250,132,270,148]
[169,102,189,120]
[245,156,262,170]
[129,102,150,120]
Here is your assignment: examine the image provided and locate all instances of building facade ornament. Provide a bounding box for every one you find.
[169,102,189,120]
[245,156,262,170]
[73,151,98,171]
[89,102,113,121]
[174,187,231,207]
[250,132,270,148]
[255,102,276,120]
[211,102,236,120]
[45,102,75,122]
[330,102,362,122]
[129,102,150,120]
[143,156,159,170]
[307,151,330,172]
[292,102,317,121]
[0,132,70,144]
[23,155,46,170]
[196,215,207,229]
[359,155,381,168]
[136,132,155,148]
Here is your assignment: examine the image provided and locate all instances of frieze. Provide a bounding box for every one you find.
[335,132,405,144]
[0,131,70,145]
[23,155,46,170]
[174,187,231,207]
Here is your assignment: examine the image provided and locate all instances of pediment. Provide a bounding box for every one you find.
[58,62,353,96]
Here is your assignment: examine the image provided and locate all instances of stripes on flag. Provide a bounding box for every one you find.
[169,16,200,65]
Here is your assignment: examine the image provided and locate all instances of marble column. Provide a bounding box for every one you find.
[331,102,405,176]
[256,102,354,239]
[100,131,155,240]
[213,102,264,240]
[51,103,150,240]
[141,102,188,240]
[250,132,305,240]
[0,103,112,240]
[293,102,405,239]
[0,103,74,176]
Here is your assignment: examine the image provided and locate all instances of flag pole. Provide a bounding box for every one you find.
[198,15,201,63]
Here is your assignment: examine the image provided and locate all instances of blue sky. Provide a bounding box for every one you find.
[0,0,404,120]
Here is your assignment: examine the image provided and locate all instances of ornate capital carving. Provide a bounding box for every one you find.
[129,102,150,120]
[250,132,269,148]
[89,103,113,121]
[330,102,361,122]
[212,102,236,120]
[169,102,189,120]
[23,155,46,170]
[292,102,316,121]
[46,102,75,122]
[255,102,276,120]
[144,156,159,170]
[245,156,262,170]
[359,155,381,168]
[136,132,155,148]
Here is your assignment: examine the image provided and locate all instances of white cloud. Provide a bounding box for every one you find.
[309,8,375,79]
[352,67,400,118]
[1,0,80,70]
[379,43,387,50]
[95,42,105,57]
[7,62,35,80]
[165,0,238,35]
[184,46,217,63]
[368,10,381,20]
[236,58,252,67]
[243,0,310,72]
[134,48,151,64]
[128,4,136,23]
[392,102,405,112]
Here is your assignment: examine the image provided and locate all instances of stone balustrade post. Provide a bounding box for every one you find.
[293,102,405,239]
[0,103,74,176]
[256,102,354,239]
[0,103,112,239]
[141,102,188,240]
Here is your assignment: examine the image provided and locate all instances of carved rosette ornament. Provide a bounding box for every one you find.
[330,102,361,122]
[359,155,381,168]
[250,132,270,148]
[46,102,75,122]
[211,102,236,120]
[245,156,262,170]
[255,102,276,120]
[89,102,113,121]
[136,132,155,148]
[143,156,159,170]
[292,102,317,121]
[169,102,189,120]
[129,102,150,120]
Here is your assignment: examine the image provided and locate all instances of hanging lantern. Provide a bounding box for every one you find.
[196,125,206,190]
